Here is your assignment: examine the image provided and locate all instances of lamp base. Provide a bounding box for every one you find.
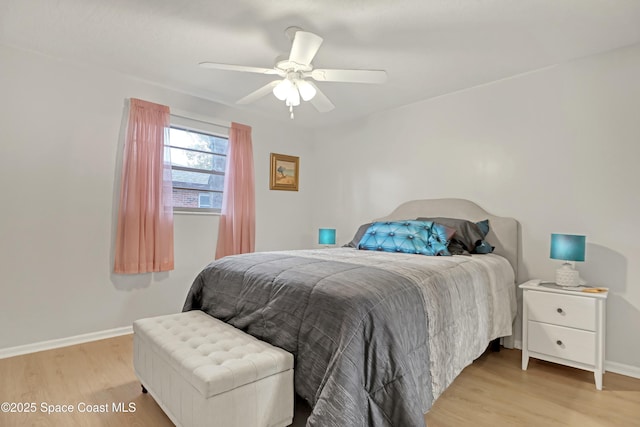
[555,262,580,287]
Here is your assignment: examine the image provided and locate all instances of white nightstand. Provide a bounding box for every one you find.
[520,279,608,390]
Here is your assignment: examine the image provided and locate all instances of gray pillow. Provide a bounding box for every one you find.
[416,217,488,254]
[343,222,372,248]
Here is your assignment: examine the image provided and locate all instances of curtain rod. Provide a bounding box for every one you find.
[170,108,230,130]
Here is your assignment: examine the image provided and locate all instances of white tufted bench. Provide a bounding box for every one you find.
[133,310,294,427]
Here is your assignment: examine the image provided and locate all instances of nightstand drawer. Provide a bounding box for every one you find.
[526,291,596,330]
[528,321,596,365]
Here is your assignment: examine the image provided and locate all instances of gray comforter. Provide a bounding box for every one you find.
[183,248,516,427]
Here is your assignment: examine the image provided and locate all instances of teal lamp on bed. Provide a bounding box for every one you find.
[319,228,336,248]
[550,233,586,286]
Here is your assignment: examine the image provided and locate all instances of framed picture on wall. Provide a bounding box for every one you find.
[270,153,299,191]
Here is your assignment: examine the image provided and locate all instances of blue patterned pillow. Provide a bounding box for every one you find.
[475,240,494,254]
[476,219,490,237]
[357,220,452,256]
[416,217,495,254]
[474,219,494,253]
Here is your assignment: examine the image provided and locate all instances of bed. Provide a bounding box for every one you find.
[183,198,519,427]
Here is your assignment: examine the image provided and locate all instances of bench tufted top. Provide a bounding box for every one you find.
[133,310,293,399]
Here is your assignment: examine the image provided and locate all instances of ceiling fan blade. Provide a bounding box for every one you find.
[310,68,387,84]
[236,81,279,105]
[288,31,323,66]
[308,82,335,112]
[199,62,282,75]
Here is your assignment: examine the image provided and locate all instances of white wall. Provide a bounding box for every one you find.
[309,43,640,371]
[0,44,315,349]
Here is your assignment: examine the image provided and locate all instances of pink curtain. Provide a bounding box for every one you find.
[215,122,256,259]
[114,98,174,273]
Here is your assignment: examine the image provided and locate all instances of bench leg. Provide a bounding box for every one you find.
[141,384,148,394]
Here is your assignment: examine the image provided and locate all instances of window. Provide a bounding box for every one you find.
[198,193,213,208]
[167,123,228,213]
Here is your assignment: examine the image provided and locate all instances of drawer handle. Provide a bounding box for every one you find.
[556,340,563,346]
[557,308,564,314]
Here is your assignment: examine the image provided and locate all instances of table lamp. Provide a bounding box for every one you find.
[550,233,586,286]
[319,228,336,247]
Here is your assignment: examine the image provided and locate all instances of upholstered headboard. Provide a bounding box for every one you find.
[374,198,520,280]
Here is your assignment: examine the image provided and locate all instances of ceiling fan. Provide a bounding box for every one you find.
[199,27,387,119]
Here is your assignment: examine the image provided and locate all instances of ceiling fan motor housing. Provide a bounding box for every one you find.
[276,59,313,73]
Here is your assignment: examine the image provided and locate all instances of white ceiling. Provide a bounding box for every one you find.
[2,0,640,128]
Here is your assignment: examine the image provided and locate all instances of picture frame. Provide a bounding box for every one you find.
[270,153,299,191]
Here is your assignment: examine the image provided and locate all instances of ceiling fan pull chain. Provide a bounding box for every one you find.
[289,105,294,119]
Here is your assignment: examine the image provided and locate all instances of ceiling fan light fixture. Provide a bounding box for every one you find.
[273,79,294,101]
[285,87,300,107]
[296,80,317,101]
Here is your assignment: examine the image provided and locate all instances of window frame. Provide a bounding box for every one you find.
[167,116,229,214]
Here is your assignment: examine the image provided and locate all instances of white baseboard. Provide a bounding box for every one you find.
[605,361,640,379]
[0,326,133,359]
[511,339,639,379]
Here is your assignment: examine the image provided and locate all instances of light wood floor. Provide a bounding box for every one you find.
[1,335,638,426]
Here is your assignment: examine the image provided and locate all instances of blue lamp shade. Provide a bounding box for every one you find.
[550,234,586,262]
[318,228,336,245]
